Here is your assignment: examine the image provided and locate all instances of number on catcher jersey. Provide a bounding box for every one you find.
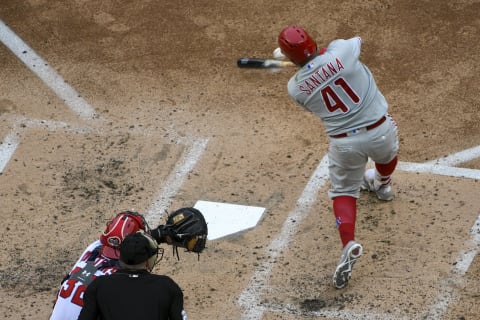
[49,241,119,320]
[58,279,87,307]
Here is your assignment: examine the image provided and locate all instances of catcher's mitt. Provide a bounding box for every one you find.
[160,207,208,259]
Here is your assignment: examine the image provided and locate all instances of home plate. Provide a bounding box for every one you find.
[194,200,266,240]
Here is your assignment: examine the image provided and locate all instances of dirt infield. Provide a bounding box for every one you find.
[0,1,479,319]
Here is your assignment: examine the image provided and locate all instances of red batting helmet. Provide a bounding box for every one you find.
[278,26,317,66]
[100,211,150,259]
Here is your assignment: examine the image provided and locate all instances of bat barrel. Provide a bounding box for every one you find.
[237,57,267,68]
[237,57,294,68]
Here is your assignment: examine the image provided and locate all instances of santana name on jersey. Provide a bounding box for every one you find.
[298,57,345,94]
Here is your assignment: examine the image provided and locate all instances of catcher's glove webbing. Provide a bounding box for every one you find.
[159,207,208,259]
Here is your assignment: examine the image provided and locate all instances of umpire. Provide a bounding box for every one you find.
[77,231,187,320]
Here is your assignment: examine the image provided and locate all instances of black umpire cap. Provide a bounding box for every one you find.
[120,232,157,265]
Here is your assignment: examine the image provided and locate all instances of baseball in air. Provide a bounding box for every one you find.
[273,47,286,60]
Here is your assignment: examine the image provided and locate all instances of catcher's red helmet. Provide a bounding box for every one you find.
[100,211,149,259]
[278,26,317,66]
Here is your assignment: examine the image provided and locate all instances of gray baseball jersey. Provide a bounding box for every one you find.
[287,37,387,136]
[287,37,398,199]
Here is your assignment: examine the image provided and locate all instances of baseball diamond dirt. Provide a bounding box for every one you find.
[0,0,479,319]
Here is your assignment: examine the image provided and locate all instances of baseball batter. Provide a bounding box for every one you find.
[278,26,399,289]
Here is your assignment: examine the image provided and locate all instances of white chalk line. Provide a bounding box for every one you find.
[397,162,480,179]
[238,155,330,320]
[454,216,480,274]
[0,117,96,174]
[239,154,480,320]
[145,138,209,226]
[0,19,97,120]
[0,131,19,174]
[11,116,96,133]
[424,145,480,167]
[424,214,480,319]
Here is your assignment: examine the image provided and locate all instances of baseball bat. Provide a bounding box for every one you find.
[237,57,295,68]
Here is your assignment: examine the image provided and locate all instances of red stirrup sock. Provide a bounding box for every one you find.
[333,196,357,247]
[375,156,398,185]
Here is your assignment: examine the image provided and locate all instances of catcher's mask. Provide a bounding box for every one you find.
[278,25,317,66]
[120,231,162,271]
[100,211,151,260]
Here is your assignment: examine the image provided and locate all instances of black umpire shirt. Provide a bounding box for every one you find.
[77,269,186,320]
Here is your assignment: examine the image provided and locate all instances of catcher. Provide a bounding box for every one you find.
[49,207,207,320]
[78,231,187,320]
